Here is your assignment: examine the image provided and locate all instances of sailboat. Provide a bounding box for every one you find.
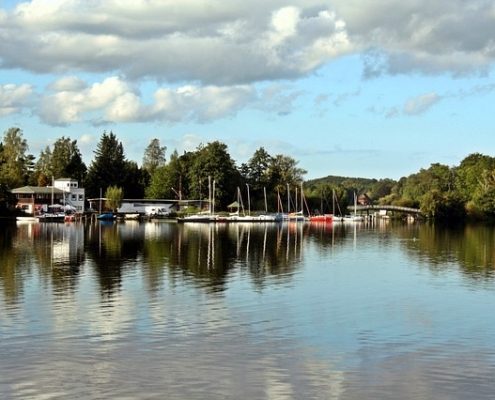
[343,191,365,222]
[257,187,283,221]
[178,177,218,222]
[228,187,282,222]
[288,183,307,222]
[309,188,333,223]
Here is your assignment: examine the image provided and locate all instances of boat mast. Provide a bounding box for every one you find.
[321,188,323,215]
[51,176,54,207]
[332,189,335,215]
[354,191,357,217]
[295,187,298,214]
[264,187,268,213]
[238,187,245,215]
[287,183,290,214]
[277,189,283,213]
[300,182,303,214]
[212,179,216,214]
[246,183,251,216]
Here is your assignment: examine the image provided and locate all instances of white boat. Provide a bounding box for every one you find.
[257,213,283,222]
[285,183,309,222]
[343,191,364,222]
[16,216,39,223]
[288,211,306,222]
[178,176,220,223]
[343,215,364,222]
[38,212,66,222]
[124,213,141,220]
[227,213,282,222]
[179,212,218,222]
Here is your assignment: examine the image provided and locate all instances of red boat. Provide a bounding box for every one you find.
[309,214,333,223]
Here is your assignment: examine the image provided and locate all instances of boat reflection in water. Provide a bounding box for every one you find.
[3,221,495,399]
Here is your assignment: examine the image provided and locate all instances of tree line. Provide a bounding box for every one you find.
[2,126,495,220]
[305,154,495,221]
[0,127,306,214]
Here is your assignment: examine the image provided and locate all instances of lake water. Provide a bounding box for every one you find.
[1,220,495,399]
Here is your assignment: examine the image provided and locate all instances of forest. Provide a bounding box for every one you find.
[1,126,495,220]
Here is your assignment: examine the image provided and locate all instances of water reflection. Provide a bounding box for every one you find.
[396,223,495,281]
[2,220,495,399]
[0,221,85,305]
[3,221,495,305]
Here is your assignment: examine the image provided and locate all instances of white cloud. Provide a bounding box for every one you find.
[38,76,137,125]
[37,77,300,126]
[79,133,95,145]
[0,0,492,83]
[47,76,87,92]
[36,76,306,126]
[332,0,495,76]
[403,92,441,115]
[2,0,493,85]
[0,83,33,116]
[150,85,256,123]
[0,1,351,84]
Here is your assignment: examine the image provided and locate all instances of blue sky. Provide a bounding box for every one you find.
[1,0,494,180]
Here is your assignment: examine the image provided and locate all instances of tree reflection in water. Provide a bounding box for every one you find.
[397,222,495,280]
[3,220,495,306]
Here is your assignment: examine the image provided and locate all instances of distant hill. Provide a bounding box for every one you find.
[304,175,397,206]
[305,175,379,189]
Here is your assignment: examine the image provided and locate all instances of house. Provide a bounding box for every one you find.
[53,178,85,212]
[357,193,372,206]
[11,178,85,215]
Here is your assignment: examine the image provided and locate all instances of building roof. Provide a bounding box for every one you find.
[11,186,64,195]
[55,178,78,182]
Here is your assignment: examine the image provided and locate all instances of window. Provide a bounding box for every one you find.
[78,194,84,201]
[71,194,77,201]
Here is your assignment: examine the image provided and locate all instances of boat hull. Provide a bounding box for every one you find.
[309,214,333,223]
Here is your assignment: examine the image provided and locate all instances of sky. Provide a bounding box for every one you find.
[0,0,494,180]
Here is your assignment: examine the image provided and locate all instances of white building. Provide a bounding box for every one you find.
[53,178,85,212]
[117,199,177,216]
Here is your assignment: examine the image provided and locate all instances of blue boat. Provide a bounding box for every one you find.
[96,212,115,220]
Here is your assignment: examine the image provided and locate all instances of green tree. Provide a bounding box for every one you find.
[268,154,306,193]
[123,160,147,198]
[143,138,166,175]
[455,153,495,202]
[146,149,191,199]
[146,164,174,199]
[0,127,33,188]
[245,147,272,189]
[240,147,273,209]
[369,179,395,202]
[400,163,453,206]
[105,185,123,212]
[188,142,241,208]
[85,131,127,198]
[50,137,87,183]
[32,146,52,186]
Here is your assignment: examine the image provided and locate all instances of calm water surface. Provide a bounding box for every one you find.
[1,220,495,399]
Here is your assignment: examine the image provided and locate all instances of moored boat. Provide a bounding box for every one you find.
[97,212,116,220]
[309,214,333,223]
[38,212,65,222]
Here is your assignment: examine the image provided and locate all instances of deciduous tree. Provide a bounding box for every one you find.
[143,138,166,175]
[105,185,123,212]
[0,127,33,188]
